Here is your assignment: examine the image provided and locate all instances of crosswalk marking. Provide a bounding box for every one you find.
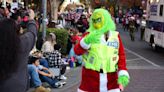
[127,66,164,69]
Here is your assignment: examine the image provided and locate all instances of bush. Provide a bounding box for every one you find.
[47,28,69,55]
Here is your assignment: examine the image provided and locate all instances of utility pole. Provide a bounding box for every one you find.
[3,0,6,7]
[42,0,47,40]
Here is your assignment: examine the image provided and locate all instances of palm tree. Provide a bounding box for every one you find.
[23,0,28,8]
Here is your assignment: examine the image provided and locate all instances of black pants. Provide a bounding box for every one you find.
[60,64,66,75]
[140,27,145,40]
[129,28,135,41]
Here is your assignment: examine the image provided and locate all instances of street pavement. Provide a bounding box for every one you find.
[118,25,164,92]
[52,47,164,92]
[28,25,164,92]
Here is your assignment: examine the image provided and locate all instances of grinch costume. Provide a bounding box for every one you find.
[74,8,130,92]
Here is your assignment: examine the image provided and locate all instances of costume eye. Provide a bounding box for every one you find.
[92,19,96,23]
[97,18,101,22]
[92,18,101,23]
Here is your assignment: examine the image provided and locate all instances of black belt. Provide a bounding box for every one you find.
[100,69,103,73]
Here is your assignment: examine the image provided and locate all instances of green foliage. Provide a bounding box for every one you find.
[47,28,69,55]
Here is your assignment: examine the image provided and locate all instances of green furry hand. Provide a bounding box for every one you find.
[118,75,129,87]
[84,32,102,44]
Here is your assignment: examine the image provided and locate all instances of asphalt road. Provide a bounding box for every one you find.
[118,25,164,92]
[118,25,164,67]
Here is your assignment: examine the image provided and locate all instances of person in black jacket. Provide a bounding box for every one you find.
[0,9,48,92]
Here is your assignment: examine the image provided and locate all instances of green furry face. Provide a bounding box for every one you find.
[92,12,104,30]
[87,8,116,33]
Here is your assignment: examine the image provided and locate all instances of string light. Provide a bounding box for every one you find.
[150,0,153,3]
[156,0,159,3]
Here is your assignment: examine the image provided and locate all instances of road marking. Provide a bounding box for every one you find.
[127,66,164,69]
[125,51,133,54]
[125,48,161,68]
[126,58,142,62]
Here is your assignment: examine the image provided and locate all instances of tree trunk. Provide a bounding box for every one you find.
[22,0,28,8]
[50,0,61,22]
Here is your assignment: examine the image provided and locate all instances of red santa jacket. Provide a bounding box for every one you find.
[74,32,129,92]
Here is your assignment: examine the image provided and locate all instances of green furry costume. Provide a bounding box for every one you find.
[74,8,130,92]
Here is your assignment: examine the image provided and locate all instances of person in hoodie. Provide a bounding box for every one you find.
[0,9,38,92]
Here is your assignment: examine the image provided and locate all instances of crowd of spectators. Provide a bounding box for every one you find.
[0,1,92,92]
[0,2,70,92]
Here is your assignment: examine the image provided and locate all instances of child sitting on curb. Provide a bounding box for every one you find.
[28,57,66,89]
[47,44,67,80]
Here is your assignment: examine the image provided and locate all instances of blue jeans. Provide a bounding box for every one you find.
[28,65,42,88]
[39,70,59,87]
[40,58,49,68]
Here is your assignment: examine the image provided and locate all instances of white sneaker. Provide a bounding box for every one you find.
[59,81,66,85]
[54,82,63,88]
[66,66,70,70]
[55,81,66,88]
[60,75,67,80]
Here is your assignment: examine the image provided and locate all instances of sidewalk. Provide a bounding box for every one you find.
[52,67,81,92]
[27,67,82,92]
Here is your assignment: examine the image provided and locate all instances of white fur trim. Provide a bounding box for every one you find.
[100,73,108,92]
[118,70,130,78]
[108,88,120,92]
[80,38,91,50]
[77,88,87,92]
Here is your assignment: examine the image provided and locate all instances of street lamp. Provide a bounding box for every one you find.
[3,0,6,7]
